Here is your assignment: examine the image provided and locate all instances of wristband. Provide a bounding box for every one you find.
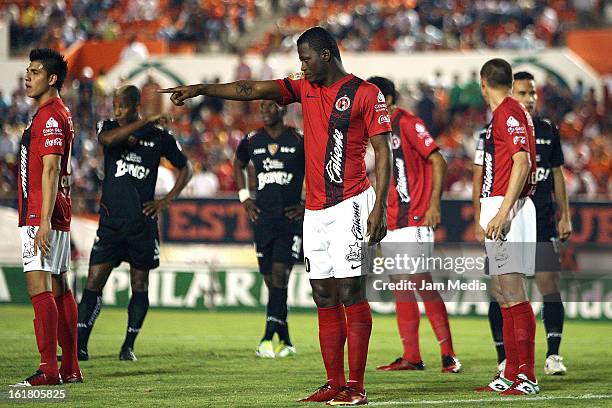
[238,189,250,203]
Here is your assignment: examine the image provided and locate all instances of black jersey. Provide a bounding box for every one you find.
[236,127,305,219]
[530,117,564,215]
[97,119,187,220]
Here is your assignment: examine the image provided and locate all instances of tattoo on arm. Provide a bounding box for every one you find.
[236,81,253,98]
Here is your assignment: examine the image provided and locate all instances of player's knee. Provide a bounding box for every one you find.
[51,273,69,296]
[536,272,560,296]
[85,273,106,292]
[270,264,290,288]
[310,280,339,308]
[130,269,149,292]
[338,278,366,307]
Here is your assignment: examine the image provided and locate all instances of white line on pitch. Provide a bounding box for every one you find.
[369,394,612,406]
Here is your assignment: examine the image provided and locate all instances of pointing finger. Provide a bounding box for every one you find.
[158,87,179,93]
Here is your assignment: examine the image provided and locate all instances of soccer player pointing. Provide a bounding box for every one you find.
[474,59,539,395]
[162,26,392,406]
[14,49,82,386]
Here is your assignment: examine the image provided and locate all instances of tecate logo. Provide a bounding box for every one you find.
[44,137,63,148]
[325,129,344,183]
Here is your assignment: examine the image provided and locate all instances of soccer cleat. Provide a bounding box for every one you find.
[544,354,567,375]
[442,355,462,373]
[497,359,506,375]
[501,373,540,395]
[376,357,425,371]
[61,370,84,384]
[255,340,275,358]
[119,347,137,361]
[57,348,89,362]
[326,386,368,406]
[275,341,297,358]
[11,370,62,387]
[474,372,513,392]
[299,383,341,403]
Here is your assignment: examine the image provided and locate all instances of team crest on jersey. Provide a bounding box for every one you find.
[391,134,401,149]
[288,72,304,81]
[335,96,351,112]
[267,143,279,155]
[345,242,362,262]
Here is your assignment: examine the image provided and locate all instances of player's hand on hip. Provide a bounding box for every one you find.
[475,223,486,244]
[557,216,572,241]
[423,204,441,228]
[142,198,171,218]
[158,85,201,106]
[34,222,51,257]
[367,205,387,245]
[243,199,260,222]
[485,211,507,241]
[284,203,305,221]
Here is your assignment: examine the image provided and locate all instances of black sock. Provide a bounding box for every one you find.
[262,287,285,342]
[488,300,505,363]
[77,288,102,351]
[542,293,564,357]
[274,288,292,346]
[121,291,149,351]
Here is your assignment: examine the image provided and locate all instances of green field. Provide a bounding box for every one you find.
[1,305,611,407]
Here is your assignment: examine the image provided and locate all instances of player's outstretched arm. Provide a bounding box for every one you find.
[35,154,62,257]
[423,151,447,228]
[159,80,282,106]
[143,161,193,218]
[485,151,530,240]
[98,114,170,146]
[552,166,572,241]
[472,164,485,243]
[368,132,392,244]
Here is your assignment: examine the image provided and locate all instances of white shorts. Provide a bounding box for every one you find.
[303,187,375,279]
[19,226,70,274]
[381,226,434,274]
[479,196,536,276]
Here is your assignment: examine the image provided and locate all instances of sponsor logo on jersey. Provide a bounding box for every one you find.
[482,152,493,197]
[513,135,526,145]
[46,117,59,128]
[267,143,278,155]
[124,152,142,163]
[531,167,551,183]
[115,159,150,179]
[257,171,293,190]
[506,115,526,135]
[325,129,344,184]
[280,146,296,153]
[391,134,401,149]
[44,137,63,148]
[424,137,434,147]
[377,91,385,103]
[335,96,351,112]
[536,138,552,145]
[374,103,387,112]
[351,202,363,240]
[262,158,284,171]
[20,145,28,198]
[378,114,391,124]
[253,148,266,155]
[138,140,155,147]
[394,158,410,203]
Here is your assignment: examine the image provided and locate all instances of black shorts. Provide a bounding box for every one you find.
[89,216,160,270]
[254,220,302,274]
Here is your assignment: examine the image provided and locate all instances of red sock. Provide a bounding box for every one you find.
[345,301,372,392]
[395,290,421,363]
[501,307,518,381]
[31,291,59,377]
[420,291,455,357]
[511,301,536,382]
[317,304,347,389]
[55,290,80,376]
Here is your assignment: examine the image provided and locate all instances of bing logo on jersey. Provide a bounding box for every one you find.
[335,96,351,112]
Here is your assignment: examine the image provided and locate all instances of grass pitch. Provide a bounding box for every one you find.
[1,305,611,407]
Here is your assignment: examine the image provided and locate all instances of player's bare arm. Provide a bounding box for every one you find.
[98,114,171,146]
[142,161,193,218]
[423,151,447,228]
[552,166,572,241]
[233,156,260,222]
[159,80,283,106]
[472,163,485,243]
[485,151,531,240]
[368,132,392,244]
[35,154,62,257]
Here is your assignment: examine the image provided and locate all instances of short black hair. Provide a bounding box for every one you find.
[297,26,341,61]
[367,76,397,105]
[513,71,535,81]
[115,85,141,107]
[480,58,513,89]
[29,48,68,91]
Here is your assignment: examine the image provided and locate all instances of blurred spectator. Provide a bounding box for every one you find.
[120,34,150,62]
